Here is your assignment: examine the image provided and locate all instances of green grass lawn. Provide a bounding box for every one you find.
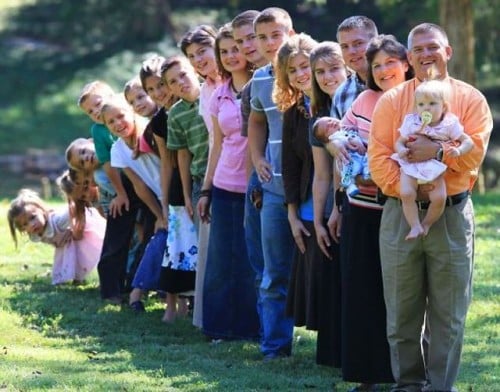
[0,195,498,391]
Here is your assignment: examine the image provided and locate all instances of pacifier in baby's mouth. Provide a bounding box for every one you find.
[421,111,432,125]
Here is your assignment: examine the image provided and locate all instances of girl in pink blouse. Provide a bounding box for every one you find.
[196,24,259,341]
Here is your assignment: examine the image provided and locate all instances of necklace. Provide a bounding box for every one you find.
[230,80,242,99]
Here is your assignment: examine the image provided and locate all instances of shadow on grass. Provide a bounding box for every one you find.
[5,277,340,391]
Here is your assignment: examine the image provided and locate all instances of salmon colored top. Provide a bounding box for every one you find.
[369,77,492,197]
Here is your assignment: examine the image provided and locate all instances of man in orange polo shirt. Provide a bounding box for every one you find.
[369,23,492,392]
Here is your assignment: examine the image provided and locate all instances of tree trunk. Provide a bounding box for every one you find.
[440,0,486,194]
[439,0,475,85]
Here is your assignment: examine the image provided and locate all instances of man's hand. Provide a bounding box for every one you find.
[405,134,440,163]
[255,157,272,183]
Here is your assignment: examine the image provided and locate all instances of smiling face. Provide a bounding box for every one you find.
[14,204,47,237]
[232,23,265,67]
[287,53,312,94]
[163,62,200,102]
[185,43,218,79]
[80,94,105,124]
[255,21,290,63]
[142,75,176,108]
[338,28,371,78]
[370,50,409,92]
[102,105,135,140]
[218,37,247,74]
[408,31,451,80]
[313,57,348,97]
[125,86,157,118]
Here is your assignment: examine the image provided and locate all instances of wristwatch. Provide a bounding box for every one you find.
[436,146,444,162]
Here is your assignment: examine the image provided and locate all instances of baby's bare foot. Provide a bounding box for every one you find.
[406,224,424,240]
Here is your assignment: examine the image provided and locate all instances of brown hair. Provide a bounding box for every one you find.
[231,10,260,29]
[7,189,49,248]
[310,41,351,117]
[254,7,293,31]
[336,15,378,41]
[179,24,217,56]
[215,23,253,80]
[365,34,414,91]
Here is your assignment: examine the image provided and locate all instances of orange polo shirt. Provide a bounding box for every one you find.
[368,77,492,198]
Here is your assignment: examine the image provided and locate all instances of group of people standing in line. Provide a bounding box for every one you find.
[7,6,492,392]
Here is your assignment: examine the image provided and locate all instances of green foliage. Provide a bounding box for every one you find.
[0,195,498,390]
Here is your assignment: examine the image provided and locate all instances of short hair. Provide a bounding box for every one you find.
[336,16,378,41]
[160,55,194,81]
[77,80,114,107]
[365,34,414,91]
[311,116,330,144]
[254,7,292,32]
[273,33,318,112]
[408,23,449,50]
[123,76,143,100]
[310,41,351,117]
[179,24,217,56]
[139,55,167,89]
[231,10,260,30]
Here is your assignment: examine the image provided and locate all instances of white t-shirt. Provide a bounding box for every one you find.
[111,139,162,200]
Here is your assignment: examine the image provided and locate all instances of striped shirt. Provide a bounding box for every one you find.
[250,63,284,196]
[167,98,209,179]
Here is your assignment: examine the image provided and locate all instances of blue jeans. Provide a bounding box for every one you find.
[259,189,294,356]
[244,170,264,337]
[93,167,115,215]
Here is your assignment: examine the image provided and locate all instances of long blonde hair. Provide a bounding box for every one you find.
[272,33,318,112]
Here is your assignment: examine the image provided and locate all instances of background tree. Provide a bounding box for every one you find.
[439,0,475,84]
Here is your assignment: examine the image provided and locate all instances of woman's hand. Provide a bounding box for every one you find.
[327,205,342,244]
[154,216,168,232]
[196,196,211,224]
[326,138,350,164]
[288,216,310,254]
[314,222,332,259]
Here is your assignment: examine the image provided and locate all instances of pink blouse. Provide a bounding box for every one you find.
[208,79,248,193]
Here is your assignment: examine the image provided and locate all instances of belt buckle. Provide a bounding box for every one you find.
[416,200,428,211]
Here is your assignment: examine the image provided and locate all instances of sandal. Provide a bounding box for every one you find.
[129,301,145,312]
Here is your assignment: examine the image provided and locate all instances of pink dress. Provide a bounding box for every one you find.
[391,112,463,183]
[30,208,106,285]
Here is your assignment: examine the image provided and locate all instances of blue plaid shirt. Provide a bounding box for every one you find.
[330,73,366,120]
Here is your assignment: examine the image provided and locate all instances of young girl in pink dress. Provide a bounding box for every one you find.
[392,79,474,239]
[7,185,105,285]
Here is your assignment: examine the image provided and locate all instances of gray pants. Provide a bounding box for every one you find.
[379,197,474,391]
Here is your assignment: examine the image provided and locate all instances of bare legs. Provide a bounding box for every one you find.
[399,171,446,240]
[162,294,189,323]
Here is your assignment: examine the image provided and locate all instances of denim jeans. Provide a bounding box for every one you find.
[93,167,115,215]
[244,170,264,337]
[259,189,295,356]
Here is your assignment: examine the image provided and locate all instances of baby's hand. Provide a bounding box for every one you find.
[55,229,73,247]
[398,148,410,160]
[448,146,461,157]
